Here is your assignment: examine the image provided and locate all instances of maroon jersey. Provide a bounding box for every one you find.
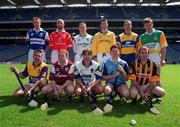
[49,60,74,85]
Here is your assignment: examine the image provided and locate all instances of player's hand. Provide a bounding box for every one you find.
[86,87,92,94]
[9,66,18,73]
[114,71,120,78]
[27,90,32,96]
[161,60,166,66]
[118,64,124,73]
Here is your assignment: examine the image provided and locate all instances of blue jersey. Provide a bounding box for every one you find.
[103,58,129,85]
[26,28,49,50]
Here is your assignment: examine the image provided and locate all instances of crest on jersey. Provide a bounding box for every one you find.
[86,38,89,41]
[65,67,69,72]
[39,33,43,37]
[30,33,34,36]
[55,68,60,72]
[91,69,94,73]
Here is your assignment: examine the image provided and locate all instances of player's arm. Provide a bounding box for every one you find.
[102,64,118,80]
[91,35,98,60]
[118,64,129,81]
[49,33,54,49]
[10,65,27,79]
[45,32,50,52]
[160,32,168,66]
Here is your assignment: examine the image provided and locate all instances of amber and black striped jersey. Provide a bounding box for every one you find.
[129,59,159,86]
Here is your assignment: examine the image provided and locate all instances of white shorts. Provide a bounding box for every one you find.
[149,53,161,67]
[51,50,59,63]
[140,84,150,93]
[74,53,83,62]
[28,49,46,62]
[97,53,111,66]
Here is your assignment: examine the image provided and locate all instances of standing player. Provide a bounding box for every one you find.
[116,20,141,65]
[40,49,75,110]
[91,18,116,65]
[26,16,49,62]
[73,49,104,115]
[139,17,168,102]
[73,22,93,62]
[103,45,129,113]
[49,19,73,63]
[9,49,48,97]
[129,46,165,114]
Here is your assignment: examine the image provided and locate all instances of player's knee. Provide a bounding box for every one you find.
[104,87,112,95]
[130,87,138,99]
[39,78,48,87]
[15,90,24,97]
[152,86,165,97]
[66,85,75,94]
[75,88,82,96]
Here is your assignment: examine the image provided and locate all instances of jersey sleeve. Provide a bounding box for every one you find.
[67,65,74,81]
[91,35,98,56]
[25,32,29,40]
[67,34,73,49]
[49,33,54,48]
[111,32,116,45]
[95,65,102,80]
[45,31,50,40]
[128,62,136,80]
[150,63,160,82]
[160,32,168,48]
[21,64,29,78]
[73,39,77,54]
[49,64,56,81]
[38,66,48,79]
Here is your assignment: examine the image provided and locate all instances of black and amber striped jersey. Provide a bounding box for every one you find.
[129,59,159,86]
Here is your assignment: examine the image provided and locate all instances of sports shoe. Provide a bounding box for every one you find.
[40,103,48,110]
[103,103,113,113]
[28,100,38,107]
[93,107,103,115]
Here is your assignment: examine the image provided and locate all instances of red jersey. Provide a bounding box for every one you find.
[49,30,72,50]
[49,60,74,85]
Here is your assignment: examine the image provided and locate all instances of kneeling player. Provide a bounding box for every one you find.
[129,46,165,115]
[9,49,48,107]
[73,49,104,115]
[103,45,129,113]
[40,49,74,110]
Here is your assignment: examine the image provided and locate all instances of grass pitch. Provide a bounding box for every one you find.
[0,64,180,127]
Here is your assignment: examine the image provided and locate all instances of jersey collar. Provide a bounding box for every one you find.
[33,28,43,32]
[58,59,68,66]
[82,60,93,67]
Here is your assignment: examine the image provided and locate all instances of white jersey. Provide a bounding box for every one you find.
[73,34,93,62]
[73,60,102,87]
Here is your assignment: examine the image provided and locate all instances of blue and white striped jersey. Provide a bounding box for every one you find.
[26,28,49,50]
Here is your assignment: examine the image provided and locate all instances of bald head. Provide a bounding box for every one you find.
[56,19,65,31]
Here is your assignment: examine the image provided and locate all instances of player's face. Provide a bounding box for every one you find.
[124,21,132,32]
[56,20,64,30]
[139,48,149,61]
[79,24,87,34]
[144,22,153,33]
[110,48,119,58]
[58,51,67,62]
[33,52,42,63]
[33,19,41,29]
[100,21,108,31]
[83,52,92,62]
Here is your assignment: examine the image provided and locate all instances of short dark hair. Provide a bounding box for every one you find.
[34,49,42,54]
[139,46,149,53]
[82,49,92,55]
[100,18,108,22]
[110,45,119,51]
[144,17,153,24]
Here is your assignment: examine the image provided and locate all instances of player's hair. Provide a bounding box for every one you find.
[33,16,41,21]
[110,45,119,51]
[100,18,108,22]
[58,49,68,56]
[124,20,132,25]
[139,46,149,53]
[82,49,92,55]
[79,22,87,27]
[144,17,153,24]
[33,49,42,54]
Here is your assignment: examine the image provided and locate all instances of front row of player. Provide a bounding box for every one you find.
[9,45,165,115]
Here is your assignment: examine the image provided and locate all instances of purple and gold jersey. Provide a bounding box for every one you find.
[22,62,48,83]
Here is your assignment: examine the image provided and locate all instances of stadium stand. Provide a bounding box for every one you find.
[0,1,179,63]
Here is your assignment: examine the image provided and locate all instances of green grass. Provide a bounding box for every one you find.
[0,64,180,127]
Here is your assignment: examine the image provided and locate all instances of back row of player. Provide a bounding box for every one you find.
[27,16,168,87]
